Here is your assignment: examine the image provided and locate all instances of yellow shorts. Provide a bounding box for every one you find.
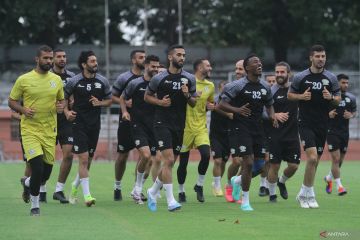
[21,134,56,165]
[181,128,210,152]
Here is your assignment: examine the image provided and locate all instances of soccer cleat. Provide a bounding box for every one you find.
[178,192,186,203]
[140,192,147,202]
[338,187,347,196]
[69,185,78,204]
[324,177,332,194]
[240,203,254,211]
[225,184,235,202]
[211,183,224,197]
[147,189,157,212]
[277,180,288,200]
[168,201,182,212]
[258,186,269,197]
[132,192,144,205]
[53,191,69,204]
[231,176,241,201]
[296,194,309,209]
[114,189,122,201]
[194,185,205,202]
[269,194,277,203]
[20,177,30,203]
[30,208,40,216]
[39,192,47,203]
[307,196,319,208]
[84,195,96,207]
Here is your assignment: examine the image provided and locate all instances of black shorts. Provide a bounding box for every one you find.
[269,138,301,164]
[117,120,135,153]
[210,131,230,162]
[327,132,349,153]
[154,125,183,156]
[229,123,266,158]
[56,123,74,146]
[132,122,157,156]
[299,124,327,156]
[72,124,100,158]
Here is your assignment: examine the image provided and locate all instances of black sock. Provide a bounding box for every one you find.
[198,145,210,175]
[177,151,189,185]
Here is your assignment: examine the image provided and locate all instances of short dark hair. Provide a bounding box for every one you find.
[275,61,291,72]
[193,58,207,71]
[78,50,95,70]
[130,50,145,60]
[337,73,349,81]
[310,44,325,56]
[243,53,257,73]
[36,45,53,57]
[54,49,65,54]
[159,64,166,68]
[144,55,160,64]
[167,44,184,55]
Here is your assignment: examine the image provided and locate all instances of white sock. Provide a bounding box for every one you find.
[269,182,277,196]
[149,177,162,196]
[196,175,205,186]
[135,171,145,189]
[163,183,176,205]
[55,182,65,192]
[179,184,185,193]
[114,180,121,190]
[80,178,90,196]
[234,175,242,185]
[279,175,289,184]
[40,184,46,193]
[308,186,315,197]
[299,184,309,196]
[326,171,333,181]
[73,174,81,188]
[30,194,40,209]
[242,191,250,205]
[142,177,146,185]
[335,178,343,189]
[260,177,267,187]
[213,176,221,189]
[25,177,30,187]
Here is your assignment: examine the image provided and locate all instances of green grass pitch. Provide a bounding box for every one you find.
[0,161,359,240]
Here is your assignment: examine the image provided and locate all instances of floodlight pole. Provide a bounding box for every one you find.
[178,0,183,45]
[105,0,112,161]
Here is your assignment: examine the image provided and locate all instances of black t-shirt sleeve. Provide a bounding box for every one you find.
[64,74,80,99]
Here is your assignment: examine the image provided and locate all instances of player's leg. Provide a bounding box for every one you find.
[267,135,281,203]
[151,151,162,182]
[177,130,193,203]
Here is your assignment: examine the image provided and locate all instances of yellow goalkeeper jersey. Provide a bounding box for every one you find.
[9,70,64,137]
[184,78,215,131]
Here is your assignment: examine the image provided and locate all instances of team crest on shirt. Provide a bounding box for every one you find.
[135,140,140,146]
[260,89,267,95]
[28,149,35,156]
[345,97,350,103]
[158,141,164,148]
[94,82,102,89]
[181,78,188,85]
[203,86,209,93]
[239,146,246,152]
[50,81,57,88]
[321,79,329,86]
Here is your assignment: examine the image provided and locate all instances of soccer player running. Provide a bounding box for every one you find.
[112,50,145,201]
[219,54,278,211]
[119,55,160,204]
[324,74,356,196]
[177,59,215,203]
[267,62,300,203]
[64,51,112,207]
[9,45,65,216]
[288,44,340,209]
[51,49,76,204]
[210,80,234,198]
[145,45,196,212]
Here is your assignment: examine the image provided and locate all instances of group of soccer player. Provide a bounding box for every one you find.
[9,43,356,216]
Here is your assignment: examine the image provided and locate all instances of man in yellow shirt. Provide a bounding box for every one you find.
[177,59,215,203]
[8,45,65,216]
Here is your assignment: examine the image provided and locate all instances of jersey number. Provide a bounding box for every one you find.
[312,82,322,90]
[252,91,261,99]
[87,84,92,91]
[172,82,181,90]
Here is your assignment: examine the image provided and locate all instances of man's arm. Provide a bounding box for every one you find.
[8,98,35,118]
